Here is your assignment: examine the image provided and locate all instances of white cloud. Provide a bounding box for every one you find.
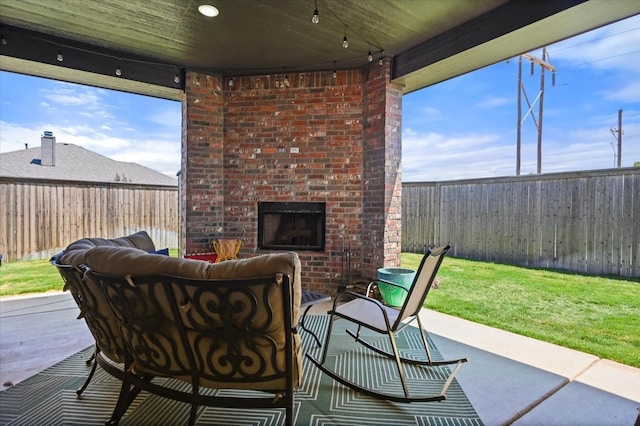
[0,122,42,152]
[43,85,97,105]
[402,130,511,181]
[603,79,640,103]
[147,107,182,129]
[111,138,181,176]
[41,83,115,121]
[548,16,640,73]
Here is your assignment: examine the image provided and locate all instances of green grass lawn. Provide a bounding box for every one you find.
[402,253,640,368]
[0,249,179,297]
[0,259,64,295]
[1,252,638,368]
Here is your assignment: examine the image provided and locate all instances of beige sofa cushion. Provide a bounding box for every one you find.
[58,231,156,266]
[84,246,211,279]
[84,247,302,320]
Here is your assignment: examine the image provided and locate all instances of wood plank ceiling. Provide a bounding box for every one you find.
[1,0,638,98]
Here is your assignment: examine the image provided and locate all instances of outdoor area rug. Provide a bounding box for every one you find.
[0,315,481,425]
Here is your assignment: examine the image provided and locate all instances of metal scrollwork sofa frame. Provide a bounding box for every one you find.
[52,232,302,426]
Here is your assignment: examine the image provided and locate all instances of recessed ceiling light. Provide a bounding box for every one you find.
[198,4,219,17]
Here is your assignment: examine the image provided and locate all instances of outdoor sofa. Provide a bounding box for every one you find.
[52,231,302,425]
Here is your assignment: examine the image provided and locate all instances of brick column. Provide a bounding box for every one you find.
[180,71,225,254]
[361,59,404,279]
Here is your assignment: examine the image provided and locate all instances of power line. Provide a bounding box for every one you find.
[549,26,640,53]
[569,49,640,67]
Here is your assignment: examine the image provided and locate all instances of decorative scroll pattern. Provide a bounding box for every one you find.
[94,273,290,386]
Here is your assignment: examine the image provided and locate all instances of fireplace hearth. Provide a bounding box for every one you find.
[258,202,325,251]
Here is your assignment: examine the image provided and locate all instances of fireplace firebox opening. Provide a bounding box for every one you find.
[258,202,325,251]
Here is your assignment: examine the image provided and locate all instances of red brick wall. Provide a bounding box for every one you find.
[182,63,402,294]
[181,73,225,255]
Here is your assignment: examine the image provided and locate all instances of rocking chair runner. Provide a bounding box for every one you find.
[307,244,467,403]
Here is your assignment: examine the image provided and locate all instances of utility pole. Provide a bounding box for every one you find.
[610,109,623,168]
[516,55,522,175]
[516,47,556,175]
[618,108,622,168]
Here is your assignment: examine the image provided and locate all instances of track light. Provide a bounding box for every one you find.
[56,50,63,62]
[312,0,319,24]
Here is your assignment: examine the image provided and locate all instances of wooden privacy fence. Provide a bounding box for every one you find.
[402,168,639,278]
[0,178,178,262]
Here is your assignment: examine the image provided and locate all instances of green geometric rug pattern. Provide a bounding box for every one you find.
[0,315,482,425]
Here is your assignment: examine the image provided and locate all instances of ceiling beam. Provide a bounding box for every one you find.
[0,24,184,92]
[392,0,587,80]
[393,0,640,93]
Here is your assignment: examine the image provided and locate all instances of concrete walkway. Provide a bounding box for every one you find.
[1,292,638,425]
[0,292,93,388]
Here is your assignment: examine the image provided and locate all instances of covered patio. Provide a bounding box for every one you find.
[1,1,640,424]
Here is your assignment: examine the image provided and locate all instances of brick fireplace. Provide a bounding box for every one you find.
[179,61,402,294]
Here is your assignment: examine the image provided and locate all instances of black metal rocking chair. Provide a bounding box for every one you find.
[306,244,467,403]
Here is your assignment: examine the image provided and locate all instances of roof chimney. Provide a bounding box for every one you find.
[41,131,56,166]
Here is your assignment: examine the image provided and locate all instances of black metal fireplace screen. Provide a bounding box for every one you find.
[258,202,325,251]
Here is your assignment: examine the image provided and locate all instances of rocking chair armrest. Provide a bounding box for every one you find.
[333,290,367,305]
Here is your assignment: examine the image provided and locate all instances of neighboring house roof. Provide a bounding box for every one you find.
[0,143,177,186]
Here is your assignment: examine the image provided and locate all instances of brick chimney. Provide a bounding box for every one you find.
[41,131,56,166]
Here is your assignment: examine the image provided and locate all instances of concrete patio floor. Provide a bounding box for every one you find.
[1,291,638,425]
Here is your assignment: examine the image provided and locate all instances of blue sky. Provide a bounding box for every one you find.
[403,15,640,181]
[1,15,639,182]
